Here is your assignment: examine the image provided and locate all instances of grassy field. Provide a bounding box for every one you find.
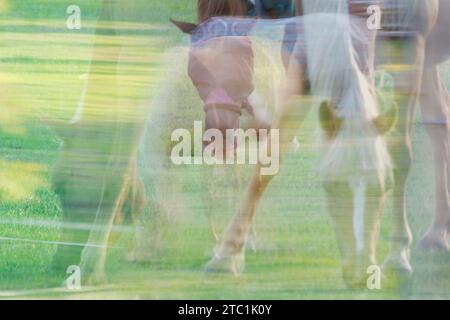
[0,0,449,299]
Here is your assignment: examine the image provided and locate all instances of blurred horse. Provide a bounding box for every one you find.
[53,0,281,284]
[145,0,284,254]
[205,0,450,287]
[205,2,397,287]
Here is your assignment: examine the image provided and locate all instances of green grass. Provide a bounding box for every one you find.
[0,0,449,299]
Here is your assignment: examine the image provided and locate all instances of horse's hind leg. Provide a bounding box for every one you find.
[108,160,147,249]
[418,64,450,251]
[382,36,427,275]
[79,154,141,284]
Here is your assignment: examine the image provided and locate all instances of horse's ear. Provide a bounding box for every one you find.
[170,19,198,34]
[319,102,341,138]
[373,103,398,135]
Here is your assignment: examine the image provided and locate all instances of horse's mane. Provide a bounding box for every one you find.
[197,0,248,23]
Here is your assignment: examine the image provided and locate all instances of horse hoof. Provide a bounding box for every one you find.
[418,232,449,252]
[382,255,413,276]
[204,253,245,276]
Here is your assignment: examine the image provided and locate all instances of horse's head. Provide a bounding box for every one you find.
[187,35,255,157]
[171,0,253,156]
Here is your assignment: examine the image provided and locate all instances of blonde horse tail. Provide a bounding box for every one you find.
[302,3,375,115]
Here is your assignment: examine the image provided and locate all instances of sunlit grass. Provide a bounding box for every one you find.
[0,0,9,14]
[0,160,49,201]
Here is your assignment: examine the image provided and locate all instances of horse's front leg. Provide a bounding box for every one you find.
[204,162,275,275]
[418,65,450,250]
[79,156,137,285]
[382,36,426,275]
[204,167,223,244]
[204,61,312,274]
